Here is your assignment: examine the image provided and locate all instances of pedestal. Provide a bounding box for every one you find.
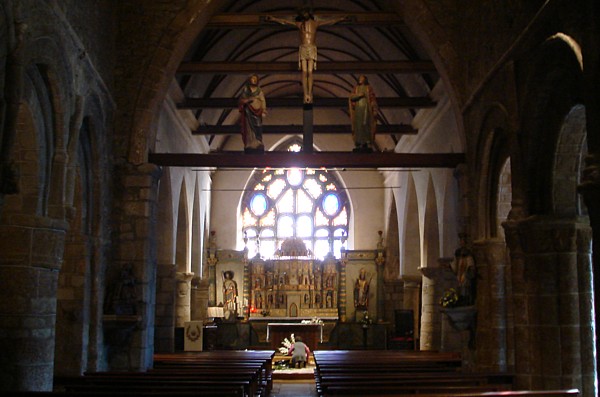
[184,321,204,351]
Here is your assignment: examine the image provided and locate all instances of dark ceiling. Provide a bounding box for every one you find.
[169,0,444,165]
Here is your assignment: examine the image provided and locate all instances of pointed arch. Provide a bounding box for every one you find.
[520,33,584,215]
[402,173,421,276]
[384,198,400,280]
[54,116,95,376]
[441,171,459,255]
[157,169,174,264]
[553,104,587,217]
[191,180,202,276]
[423,175,440,268]
[175,180,190,273]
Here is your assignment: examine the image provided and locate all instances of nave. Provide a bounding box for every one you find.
[44,349,579,397]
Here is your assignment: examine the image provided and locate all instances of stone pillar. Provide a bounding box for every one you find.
[578,152,600,396]
[191,277,209,322]
[575,226,596,397]
[403,278,421,345]
[471,239,508,372]
[0,220,66,391]
[109,162,161,370]
[419,266,449,351]
[207,257,217,307]
[504,216,594,393]
[175,272,194,327]
[154,263,176,353]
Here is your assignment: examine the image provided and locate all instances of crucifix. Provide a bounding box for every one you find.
[265,8,347,105]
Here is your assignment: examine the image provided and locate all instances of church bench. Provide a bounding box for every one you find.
[56,381,253,397]
[320,384,511,396]
[315,374,513,396]
[9,391,244,397]
[153,349,275,393]
[154,351,275,384]
[320,390,580,397]
[55,374,258,397]
[152,359,271,392]
[313,350,462,368]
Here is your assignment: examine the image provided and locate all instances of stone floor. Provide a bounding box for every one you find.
[271,362,318,396]
[271,379,318,397]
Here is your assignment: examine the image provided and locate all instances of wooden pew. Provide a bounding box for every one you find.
[53,350,276,397]
[153,350,275,393]
[320,391,580,397]
[313,349,513,396]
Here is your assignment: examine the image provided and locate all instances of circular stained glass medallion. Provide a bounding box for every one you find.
[250,193,268,216]
[322,193,340,216]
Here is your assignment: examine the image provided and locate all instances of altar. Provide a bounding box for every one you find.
[267,322,323,351]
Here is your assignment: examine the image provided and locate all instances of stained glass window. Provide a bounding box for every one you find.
[241,145,349,259]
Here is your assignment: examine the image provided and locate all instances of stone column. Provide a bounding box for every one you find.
[109,162,161,371]
[0,220,66,391]
[175,272,194,327]
[403,278,421,344]
[504,216,594,392]
[191,276,209,322]
[207,257,217,307]
[578,152,600,396]
[154,263,176,353]
[471,239,508,372]
[419,266,450,351]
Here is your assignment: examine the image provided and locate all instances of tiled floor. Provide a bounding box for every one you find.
[271,380,319,396]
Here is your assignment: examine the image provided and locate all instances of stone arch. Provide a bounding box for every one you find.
[19,64,55,215]
[496,158,512,240]
[401,173,420,277]
[123,2,221,163]
[157,169,175,265]
[389,1,465,144]
[423,175,440,268]
[384,197,400,280]
[56,89,112,374]
[552,104,587,217]
[4,102,39,215]
[519,34,584,215]
[191,180,202,276]
[441,172,459,253]
[475,105,511,238]
[25,32,78,218]
[175,180,190,273]
[55,114,95,376]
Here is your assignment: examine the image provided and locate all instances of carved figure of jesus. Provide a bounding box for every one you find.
[266,9,347,104]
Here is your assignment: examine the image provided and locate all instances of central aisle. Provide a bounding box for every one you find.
[271,379,318,397]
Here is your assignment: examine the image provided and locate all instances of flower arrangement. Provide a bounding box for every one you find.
[301,317,323,325]
[440,287,470,308]
[359,311,373,326]
[278,333,295,355]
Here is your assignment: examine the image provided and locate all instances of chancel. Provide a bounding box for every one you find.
[0,1,598,397]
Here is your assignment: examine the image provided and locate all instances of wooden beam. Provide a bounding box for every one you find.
[191,124,417,135]
[206,12,404,29]
[177,61,437,74]
[148,152,465,169]
[177,97,436,109]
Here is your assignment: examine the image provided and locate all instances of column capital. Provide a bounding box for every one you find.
[176,272,195,282]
